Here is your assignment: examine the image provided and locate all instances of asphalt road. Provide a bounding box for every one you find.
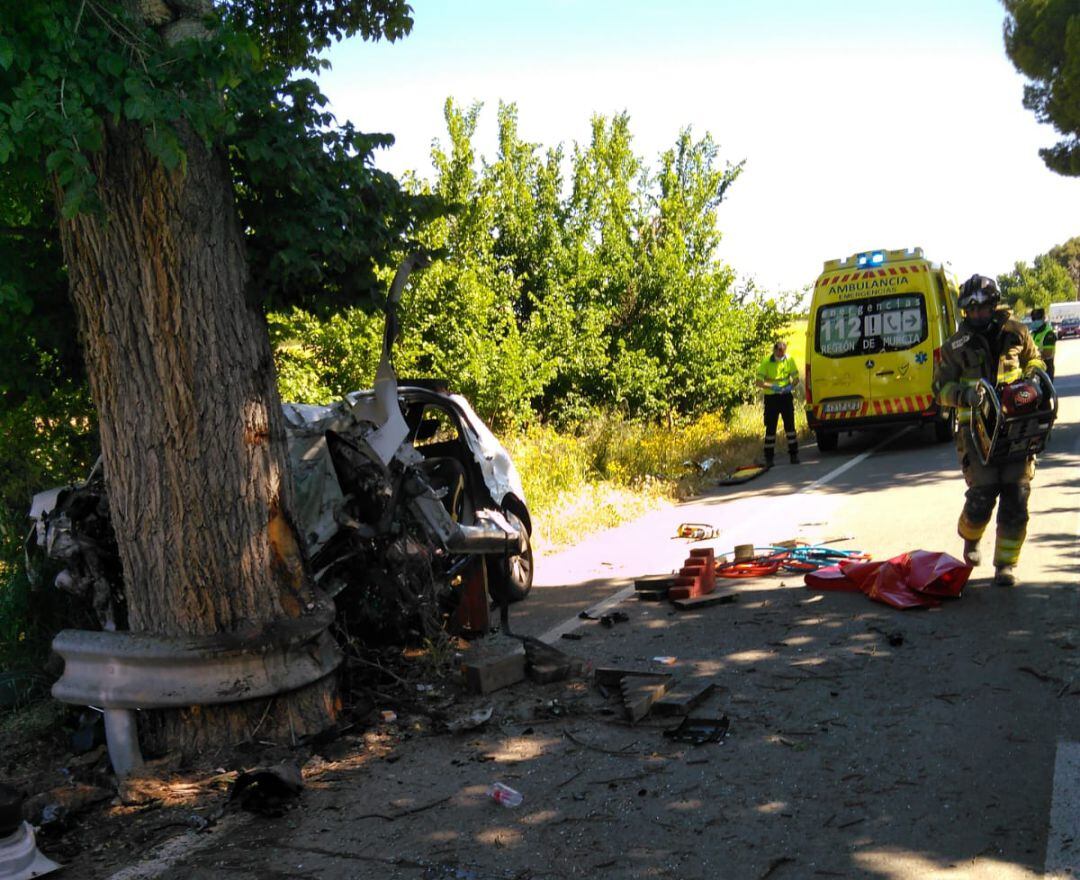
[114,343,1080,880]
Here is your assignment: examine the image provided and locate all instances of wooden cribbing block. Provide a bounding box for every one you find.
[635,574,676,592]
[620,674,674,723]
[652,681,716,717]
[594,667,670,688]
[671,589,738,611]
[461,644,526,694]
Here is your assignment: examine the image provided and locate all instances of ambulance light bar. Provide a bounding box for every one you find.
[822,246,926,273]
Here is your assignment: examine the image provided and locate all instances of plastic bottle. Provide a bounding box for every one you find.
[486,782,523,807]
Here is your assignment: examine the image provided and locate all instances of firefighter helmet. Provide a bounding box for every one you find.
[958,275,1000,312]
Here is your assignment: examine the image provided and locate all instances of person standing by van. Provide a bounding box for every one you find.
[933,275,1045,586]
[1028,307,1056,380]
[756,340,801,467]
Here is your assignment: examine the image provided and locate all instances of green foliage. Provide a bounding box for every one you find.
[0,384,98,674]
[269,101,787,427]
[0,386,97,559]
[268,306,384,403]
[0,1,439,317]
[1047,235,1080,291]
[1003,0,1080,176]
[0,0,438,669]
[997,253,1079,310]
[0,178,81,403]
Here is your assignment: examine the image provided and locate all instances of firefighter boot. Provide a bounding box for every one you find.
[789,450,800,465]
[962,539,981,566]
[994,565,1016,587]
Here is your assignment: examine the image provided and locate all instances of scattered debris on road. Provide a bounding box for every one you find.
[228,763,304,817]
[662,716,730,745]
[485,782,523,807]
[675,522,720,540]
[716,464,769,486]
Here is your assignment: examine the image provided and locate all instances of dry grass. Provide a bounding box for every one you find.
[506,401,809,554]
[0,696,66,739]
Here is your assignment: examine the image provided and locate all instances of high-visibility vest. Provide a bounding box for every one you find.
[1030,322,1056,360]
[756,355,799,395]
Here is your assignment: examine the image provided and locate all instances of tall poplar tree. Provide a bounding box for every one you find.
[0,0,428,755]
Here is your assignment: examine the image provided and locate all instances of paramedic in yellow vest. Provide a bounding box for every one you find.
[1028,307,1056,380]
[755,340,800,467]
[933,275,1045,587]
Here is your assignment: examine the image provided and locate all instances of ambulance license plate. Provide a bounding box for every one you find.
[822,399,862,414]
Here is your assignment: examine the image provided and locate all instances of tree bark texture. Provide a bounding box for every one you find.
[55,114,337,757]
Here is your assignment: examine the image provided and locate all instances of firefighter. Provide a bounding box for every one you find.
[1028,307,1057,380]
[755,340,800,467]
[933,274,1046,586]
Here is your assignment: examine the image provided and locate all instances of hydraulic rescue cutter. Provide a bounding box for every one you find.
[969,369,1057,467]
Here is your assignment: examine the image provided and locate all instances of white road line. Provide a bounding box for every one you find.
[107,813,249,880]
[538,426,913,644]
[1044,427,1080,879]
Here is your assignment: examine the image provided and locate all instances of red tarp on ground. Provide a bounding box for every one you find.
[804,551,972,609]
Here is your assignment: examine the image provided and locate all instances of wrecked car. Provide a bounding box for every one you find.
[283,380,534,607]
[27,253,533,641]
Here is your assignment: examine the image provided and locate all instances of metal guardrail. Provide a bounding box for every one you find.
[51,594,341,709]
[50,595,343,778]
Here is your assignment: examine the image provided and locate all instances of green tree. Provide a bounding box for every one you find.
[997,255,1078,310]
[267,101,788,427]
[1002,0,1080,176]
[0,0,429,755]
[1048,235,1080,293]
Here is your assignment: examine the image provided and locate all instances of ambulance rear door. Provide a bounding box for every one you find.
[864,287,935,416]
[812,295,873,415]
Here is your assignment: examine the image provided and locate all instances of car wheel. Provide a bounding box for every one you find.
[815,429,839,452]
[486,510,533,603]
[933,411,955,443]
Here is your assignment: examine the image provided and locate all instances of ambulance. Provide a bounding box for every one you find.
[804,247,959,451]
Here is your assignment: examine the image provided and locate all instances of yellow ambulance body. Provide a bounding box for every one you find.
[804,247,959,451]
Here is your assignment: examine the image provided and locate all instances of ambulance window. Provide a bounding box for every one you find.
[815,295,928,357]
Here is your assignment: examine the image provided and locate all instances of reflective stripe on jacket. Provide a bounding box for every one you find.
[756,355,800,394]
[933,314,1045,420]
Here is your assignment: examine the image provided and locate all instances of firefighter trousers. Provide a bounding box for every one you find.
[955,430,1035,567]
[763,393,797,463]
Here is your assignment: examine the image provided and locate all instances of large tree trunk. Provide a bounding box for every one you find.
[55,111,337,760]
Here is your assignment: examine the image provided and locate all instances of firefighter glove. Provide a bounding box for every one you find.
[959,385,984,407]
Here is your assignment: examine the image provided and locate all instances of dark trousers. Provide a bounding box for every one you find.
[763,393,797,462]
[955,431,1033,566]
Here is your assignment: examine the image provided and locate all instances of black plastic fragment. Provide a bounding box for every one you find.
[662,715,730,745]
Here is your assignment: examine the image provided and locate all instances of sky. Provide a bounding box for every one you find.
[320,0,1080,295]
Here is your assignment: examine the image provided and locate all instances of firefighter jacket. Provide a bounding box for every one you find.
[756,354,800,395]
[933,311,1045,420]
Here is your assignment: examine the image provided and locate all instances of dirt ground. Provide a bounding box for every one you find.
[7,353,1080,879]
[9,565,1077,880]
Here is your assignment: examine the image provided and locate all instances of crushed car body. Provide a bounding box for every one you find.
[28,253,534,644]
